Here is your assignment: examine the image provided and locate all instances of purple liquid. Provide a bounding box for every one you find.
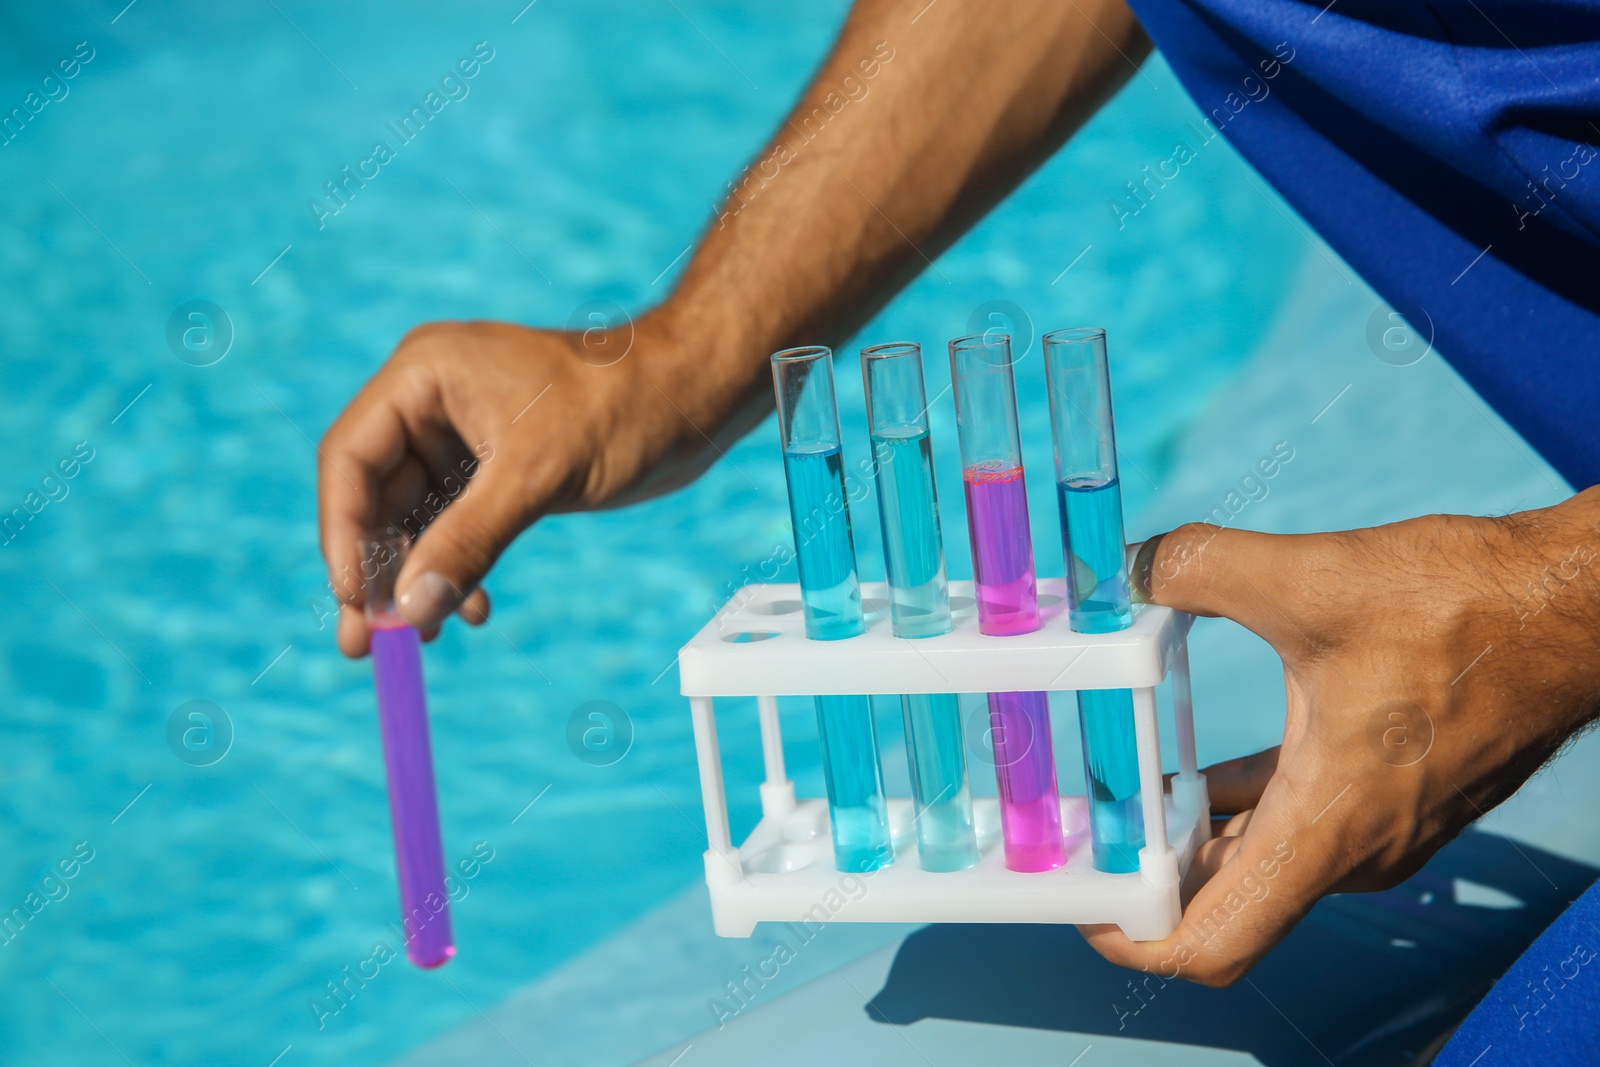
[962,466,1040,636]
[988,691,1065,871]
[371,622,455,968]
[962,465,1063,869]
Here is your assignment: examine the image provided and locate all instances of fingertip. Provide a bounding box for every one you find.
[1129,534,1165,605]
[396,570,464,631]
[459,588,491,625]
[337,605,371,658]
[1074,921,1125,949]
[1074,922,1143,971]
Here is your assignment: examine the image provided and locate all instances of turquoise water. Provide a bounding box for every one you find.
[1076,688,1146,874]
[781,445,864,641]
[897,693,977,872]
[1058,477,1134,633]
[778,444,890,871]
[869,429,975,871]
[813,694,893,873]
[1058,477,1141,872]
[0,0,1312,1061]
[870,430,950,637]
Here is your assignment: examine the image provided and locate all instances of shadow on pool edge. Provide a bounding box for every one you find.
[865,829,1597,1066]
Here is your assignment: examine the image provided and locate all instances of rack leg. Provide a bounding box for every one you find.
[689,696,741,884]
[1170,641,1211,844]
[1132,685,1178,889]
[756,695,796,819]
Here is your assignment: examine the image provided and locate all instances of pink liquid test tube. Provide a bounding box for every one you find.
[363,535,455,969]
[948,333,1066,873]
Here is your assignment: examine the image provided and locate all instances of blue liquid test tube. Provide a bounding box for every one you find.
[771,346,893,873]
[362,534,455,967]
[861,342,978,872]
[1042,327,1144,873]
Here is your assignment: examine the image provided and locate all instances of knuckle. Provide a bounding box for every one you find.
[1193,960,1245,988]
[397,321,454,350]
[1156,522,1223,586]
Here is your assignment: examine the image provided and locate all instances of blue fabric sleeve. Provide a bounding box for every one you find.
[1123,0,1600,489]
[1433,873,1600,1063]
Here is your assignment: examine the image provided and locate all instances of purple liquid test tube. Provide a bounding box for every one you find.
[948,333,1066,873]
[364,535,455,969]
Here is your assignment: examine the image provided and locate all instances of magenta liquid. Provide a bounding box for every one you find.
[962,465,1064,870]
[988,690,1065,871]
[370,622,455,968]
[962,466,1041,636]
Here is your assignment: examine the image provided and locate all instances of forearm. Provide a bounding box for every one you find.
[649,0,1148,435]
[1494,485,1600,737]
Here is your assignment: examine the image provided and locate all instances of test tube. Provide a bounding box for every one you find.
[861,342,977,872]
[772,346,893,873]
[363,535,455,968]
[1043,327,1145,874]
[947,333,1065,873]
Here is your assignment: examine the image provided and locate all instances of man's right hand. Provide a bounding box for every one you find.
[316,312,738,657]
[316,0,1153,657]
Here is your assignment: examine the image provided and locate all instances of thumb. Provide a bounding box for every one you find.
[395,467,535,630]
[1130,523,1298,646]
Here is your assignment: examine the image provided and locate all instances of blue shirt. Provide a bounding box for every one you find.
[1127,0,1600,488]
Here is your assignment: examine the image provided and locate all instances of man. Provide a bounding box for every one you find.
[317,0,1600,1006]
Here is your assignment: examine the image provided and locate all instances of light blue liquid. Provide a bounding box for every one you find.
[814,694,894,872]
[1056,476,1134,634]
[899,693,978,871]
[870,429,952,638]
[870,430,976,870]
[1076,688,1145,873]
[783,445,865,641]
[1059,475,1142,872]
[781,444,891,871]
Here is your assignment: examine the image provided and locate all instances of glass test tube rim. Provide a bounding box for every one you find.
[1040,325,1107,346]
[946,332,1030,476]
[361,530,411,626]
[861,340,922,361]
[1041,326,1120,476]
[771,345,844,456]
[857,342,934,441]
[861,341,931,435]
[948,331,1026,368]
[772,344,833,363]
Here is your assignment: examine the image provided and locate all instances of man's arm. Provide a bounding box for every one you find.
[316,0,1147,652]
[659,0,1150,446]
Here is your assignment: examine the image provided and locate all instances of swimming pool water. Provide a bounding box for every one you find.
[0,1,1310,1063]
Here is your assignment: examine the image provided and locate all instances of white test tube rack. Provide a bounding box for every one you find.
[679,579,1211,942]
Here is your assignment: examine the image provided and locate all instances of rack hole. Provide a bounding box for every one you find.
[950,596,976,612]
[746,844,813,874]
[721,630,780,644]
[746,599,802,616]
[1038,593,1064,608]
[782,809,825,840]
